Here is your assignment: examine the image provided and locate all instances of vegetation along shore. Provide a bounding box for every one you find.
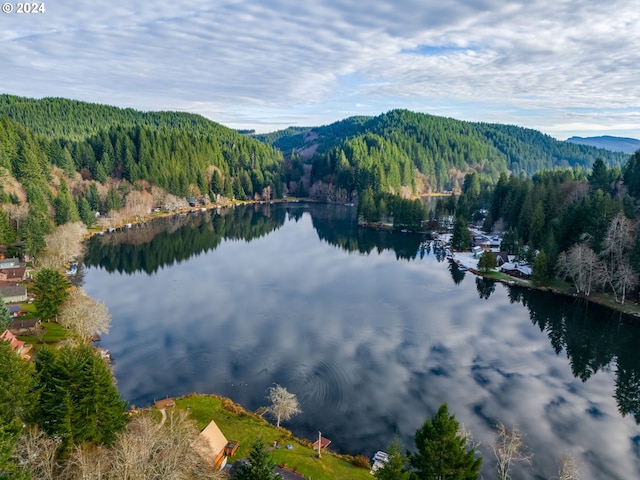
[1,94,640,478]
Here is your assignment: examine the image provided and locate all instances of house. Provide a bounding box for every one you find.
[472,246,485,258]
[0,266,27,282]
[491,251,510,266]
[0,284,27,303]
[500,262,532,279]
[0,258,20,269]
[0,329,32,360]
[9,318,40,335]
[196,420,231,470]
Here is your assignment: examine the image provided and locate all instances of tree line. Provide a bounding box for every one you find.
[478,152,640,303]
[263,109,628,200]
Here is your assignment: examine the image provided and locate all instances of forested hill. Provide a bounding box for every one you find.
[257,109,628,196]
[0,94,232,139]
[0,94,284,200]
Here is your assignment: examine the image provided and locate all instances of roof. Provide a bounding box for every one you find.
[10,318,39,330]
[0,267,26,280]
[0,284,27,299]
[1,329,25,351]
[154,398,175,409]
[0,258,19,268]
[312,436,332,450]
[196,420,229,460]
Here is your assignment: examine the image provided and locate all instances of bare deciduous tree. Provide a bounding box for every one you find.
[557,453,581,480]
[265,384,302,427]
[62,443,109,480]
[491,422,533,480]
[4,201,29,231]
[58,287,111,343]
[596,214,637,304]
[39,222,88,269]
[108,410,224,480]
[12,426,61,480]
[556,244,597,296]
[125,190,154,221]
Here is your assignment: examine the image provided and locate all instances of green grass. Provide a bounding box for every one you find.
[174,395,372,480]
[17,321,70,347]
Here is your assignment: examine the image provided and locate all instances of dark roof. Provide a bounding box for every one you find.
[0,284,26,299]
[10,318,39,330]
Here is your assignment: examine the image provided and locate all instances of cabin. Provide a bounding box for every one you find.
[195,420,231,470]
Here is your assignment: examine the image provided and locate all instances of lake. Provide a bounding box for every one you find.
[82,203,640,479]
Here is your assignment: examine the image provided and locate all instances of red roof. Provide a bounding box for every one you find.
[312,436,332,449]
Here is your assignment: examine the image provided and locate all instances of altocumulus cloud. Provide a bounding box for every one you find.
[0,0,639,136]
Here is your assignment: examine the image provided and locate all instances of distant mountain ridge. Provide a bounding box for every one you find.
[566,135,640,154]
[258,109,630,196]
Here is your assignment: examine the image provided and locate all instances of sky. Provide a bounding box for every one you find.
[1,0,639,139]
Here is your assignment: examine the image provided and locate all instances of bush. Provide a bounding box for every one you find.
[350,455,371,469]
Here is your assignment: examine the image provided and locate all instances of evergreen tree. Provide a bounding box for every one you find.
[409,403,482,480]
[77,197,95,228]
[0,295,11,331]
[234,439,281,480]
[531,250,550,286]
[451,218,471,251]
[374,437,411,480]
[211,170,223,196]
[32,345,127,454]
[589,158,610,193]
[0,340,37,479]
[32,268,70,321]
[53,178,80,225]
[0,210,17,246]
[85,183,101,212]
[478,251,497,273]
[21,208,51,258]
[358,188,378,222]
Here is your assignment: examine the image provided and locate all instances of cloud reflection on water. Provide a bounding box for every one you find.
[84,206,640,480]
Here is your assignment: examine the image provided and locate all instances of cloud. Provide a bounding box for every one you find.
[0,0,639,136]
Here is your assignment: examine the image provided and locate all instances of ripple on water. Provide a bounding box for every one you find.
[288,359,356,414]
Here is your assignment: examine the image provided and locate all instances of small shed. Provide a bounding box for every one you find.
[312,435,332,450]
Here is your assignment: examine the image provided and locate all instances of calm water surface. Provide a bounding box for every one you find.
[82,204,640,479]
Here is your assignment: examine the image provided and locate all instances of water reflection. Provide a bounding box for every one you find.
[82,204,640,480]
[475,277,496,300]
[510,287,640,424]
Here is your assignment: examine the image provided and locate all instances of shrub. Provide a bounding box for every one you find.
[350,455,371,469]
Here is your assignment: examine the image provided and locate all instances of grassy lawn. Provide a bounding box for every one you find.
[17,321,70,347]
[175,395,372,480]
